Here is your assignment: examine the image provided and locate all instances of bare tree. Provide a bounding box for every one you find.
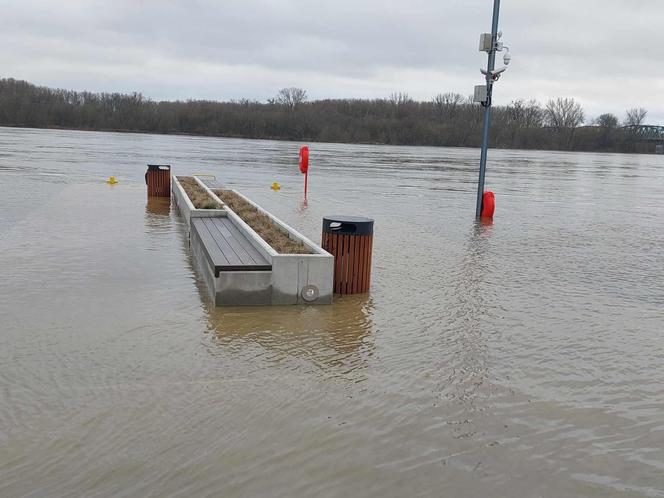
[594,113,618,129]
[388,92,413,107]
[388,92,414,118]
[624,107,647,126]
[503,99,544,147]
[231,98,258,107]
[432,92,464,120]
[592,113,619,149]
[507,99,543,128]
[545,98,585,129]
[275,87,307,109]
[433,92,464,107]
[544,98,585,149]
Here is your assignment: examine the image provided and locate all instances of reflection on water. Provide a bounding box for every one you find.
[433,221,493,438]
[144,197,173,252]
[197,268,375,376]
[1,128,664,498]
[205,297,375,376]
[297,198,309,212]
[146,196,171,217]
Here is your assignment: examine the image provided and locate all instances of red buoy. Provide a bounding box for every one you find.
[481,190,495,218]
[299,146,309,174]
[299,145,309,199]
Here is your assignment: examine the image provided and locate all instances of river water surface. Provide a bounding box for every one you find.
[1,127,663,497]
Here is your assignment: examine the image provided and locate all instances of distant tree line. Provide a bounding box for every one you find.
[0,78,657,153]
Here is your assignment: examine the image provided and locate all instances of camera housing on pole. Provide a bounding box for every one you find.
[473,85,488,104]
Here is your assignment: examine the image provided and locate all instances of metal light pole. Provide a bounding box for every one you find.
[474,0,510,217]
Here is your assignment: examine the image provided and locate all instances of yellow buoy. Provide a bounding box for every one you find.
[106,176,118,185]
[271,182,281,191]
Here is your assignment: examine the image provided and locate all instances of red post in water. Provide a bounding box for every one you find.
[299,145,309,199]
[481,191,495,218]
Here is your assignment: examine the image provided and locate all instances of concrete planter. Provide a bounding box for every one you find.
[171,175,226,231]
[220,188,334,305]
[175,175,333,306]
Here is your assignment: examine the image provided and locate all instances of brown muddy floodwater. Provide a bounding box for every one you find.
[1,127,664,497]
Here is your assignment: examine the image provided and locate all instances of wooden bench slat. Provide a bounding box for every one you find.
[192,218,272,275]
[208,218,260,266]
[193,218,231,268]
[201,218,244,266]
[220,218,272,265]
[213,218,271,267]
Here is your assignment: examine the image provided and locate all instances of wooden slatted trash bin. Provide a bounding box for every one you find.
[145,164,171,198]
[322,216,374,294]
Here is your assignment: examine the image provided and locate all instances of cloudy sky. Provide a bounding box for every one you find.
[1,0,662,123]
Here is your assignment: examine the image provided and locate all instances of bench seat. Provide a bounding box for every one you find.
[191,217,271,276]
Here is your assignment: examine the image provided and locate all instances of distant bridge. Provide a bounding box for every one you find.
[620,125,664,142]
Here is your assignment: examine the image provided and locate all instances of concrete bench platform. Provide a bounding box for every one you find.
[177,176,333,306]
[192,217,271,276]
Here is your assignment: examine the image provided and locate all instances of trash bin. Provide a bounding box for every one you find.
[145,164,171,197]
[322,216,374,294]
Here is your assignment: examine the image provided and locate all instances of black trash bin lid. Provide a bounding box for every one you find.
[323,215,374,236]
[147,164,171,171]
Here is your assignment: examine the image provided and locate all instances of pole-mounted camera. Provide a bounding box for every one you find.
[473,0,511,218]
[474,31,511,105]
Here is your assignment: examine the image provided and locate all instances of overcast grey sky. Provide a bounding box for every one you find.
[1,0,662,123]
